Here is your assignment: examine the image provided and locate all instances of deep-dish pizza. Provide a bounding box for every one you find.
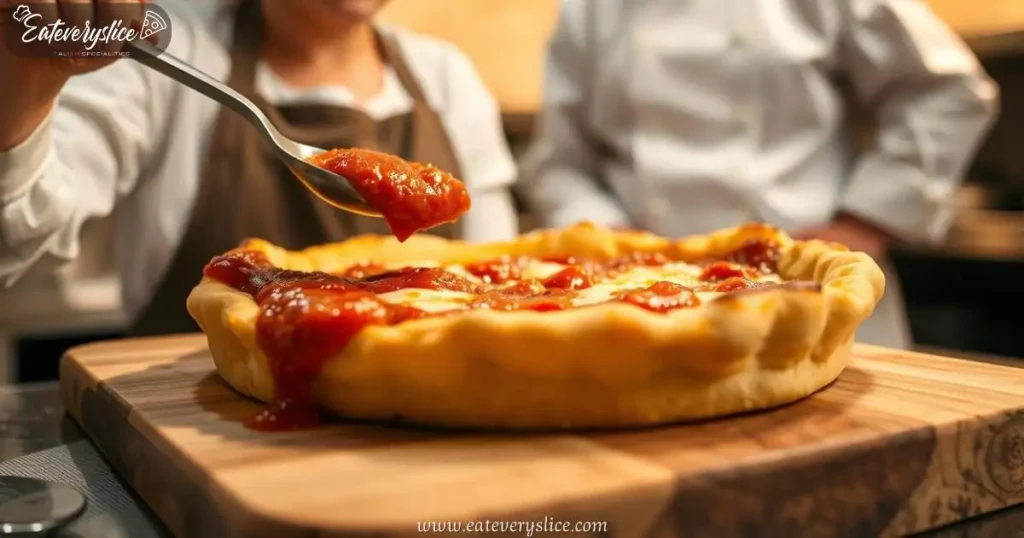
[188,148,884,430]
[188,160,885,430]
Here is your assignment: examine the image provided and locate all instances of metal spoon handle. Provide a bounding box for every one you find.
[124,40,283,149]
[122,39,379,216]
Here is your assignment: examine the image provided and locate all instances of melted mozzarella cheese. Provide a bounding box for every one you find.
[439,264,483,283]
[606,264,701,287]
[572,266,725,306]
[572,283,628,306]
[374,258,784,311]
[521,260,568,280]
[376,289,475,313]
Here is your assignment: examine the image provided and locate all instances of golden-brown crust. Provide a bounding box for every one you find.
[187,222,885,429]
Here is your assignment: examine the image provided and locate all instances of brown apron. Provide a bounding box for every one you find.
[130,0,462,336]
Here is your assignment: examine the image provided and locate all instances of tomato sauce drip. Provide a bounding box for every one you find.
[250,288,424,430]
[464,256,525,284]
[203,250,276,295]
[724,239,781,273]
[617,282,701,312]
[203,251,428,431]
[308,148,471,242]
[359,267,480,294]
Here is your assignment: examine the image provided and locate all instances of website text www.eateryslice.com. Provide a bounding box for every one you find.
[418,518,608,535]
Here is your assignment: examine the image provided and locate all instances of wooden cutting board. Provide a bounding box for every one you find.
[59,335,1024,538]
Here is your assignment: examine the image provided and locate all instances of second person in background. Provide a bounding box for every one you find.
[521,0,999,349]
[0,0,519,335]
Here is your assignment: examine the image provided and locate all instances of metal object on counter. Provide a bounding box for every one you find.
[0,476,85,534]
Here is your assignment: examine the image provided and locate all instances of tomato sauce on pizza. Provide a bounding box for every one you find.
[202,238,795,430]
[307,148,471,241]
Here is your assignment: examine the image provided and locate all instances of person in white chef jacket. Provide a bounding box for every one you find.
[520,0,1000,349]
[0,0,519,335]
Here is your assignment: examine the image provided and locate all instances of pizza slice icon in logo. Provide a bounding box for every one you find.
[139,10,168,41]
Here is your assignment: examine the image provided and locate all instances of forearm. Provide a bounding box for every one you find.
[1,0,197,283]
[1,65,160,284]
[0,60,72,281]
[0,136,78,284]
[836,0,1000,244]
[841,74,998,243]
[0,59,65,151]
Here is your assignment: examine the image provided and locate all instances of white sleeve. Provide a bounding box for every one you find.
[0,3,203,285]
[0,61,166,285]
[518,0,630,229]
[436,44,519,242]
[459,189,519,243]
[838,0,999,244]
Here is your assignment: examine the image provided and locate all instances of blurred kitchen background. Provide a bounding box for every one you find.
[2,0,1023,384]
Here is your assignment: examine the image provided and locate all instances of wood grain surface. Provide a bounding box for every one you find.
[59,335,1024,537]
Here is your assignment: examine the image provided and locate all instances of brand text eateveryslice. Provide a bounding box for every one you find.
[21,16,137,50]
[11,4,164,52]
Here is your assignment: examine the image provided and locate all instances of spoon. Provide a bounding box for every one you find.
[123,39,382,217]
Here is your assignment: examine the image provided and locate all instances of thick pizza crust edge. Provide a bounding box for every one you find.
[186,222,885,429]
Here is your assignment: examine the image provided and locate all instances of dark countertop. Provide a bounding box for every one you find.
[0,383,168,537]
[2,381,1023,537]
[0,382,73,461]
[967,29,1024,60]
[888,222,1024,359]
